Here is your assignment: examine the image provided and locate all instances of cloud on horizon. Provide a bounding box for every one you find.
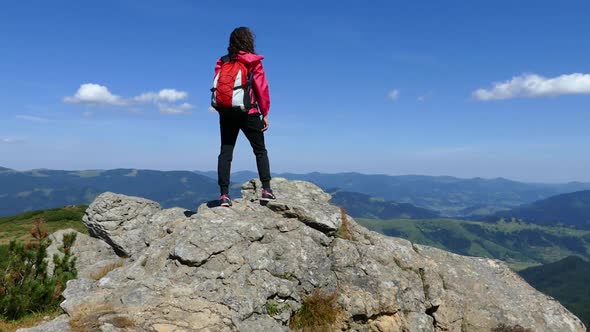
[16,115,48,122]
[64,83,192,114]
[473,73,590,100]
[1,138,24,144]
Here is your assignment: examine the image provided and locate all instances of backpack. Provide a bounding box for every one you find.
[210,55,255,112]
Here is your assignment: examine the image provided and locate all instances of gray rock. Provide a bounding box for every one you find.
[46,228,118,279]
[31,178,586,332]
[242,178,342,234]
[82,192,163,257]
[17,314,71,332]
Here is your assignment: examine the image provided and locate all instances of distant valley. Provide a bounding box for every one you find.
[328,190,440,220]
[356,217,590,270]
[483,190,590,229]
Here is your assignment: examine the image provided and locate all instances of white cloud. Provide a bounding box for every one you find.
[473,73,590,101]
[133,89,188,103]
[387,89,400,101]
[64,83,126,105]
[64,84,191,115]
[158,102,193,115]
[16,115,48,122]
[1,138,24,144]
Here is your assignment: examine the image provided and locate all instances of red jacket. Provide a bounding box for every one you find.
[214,51,271,117]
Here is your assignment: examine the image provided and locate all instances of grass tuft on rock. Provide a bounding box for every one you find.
[492,323,533,332]
[335,208,352,240]
[265,299,280,316]
[289,288,341,331]
[90,259,125,280]
[0,307,63,332]
[69,304,135,332]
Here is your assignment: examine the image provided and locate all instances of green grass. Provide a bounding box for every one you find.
[357,217,590,270]
[0,244,8,270]
[519,256,590,327]
[0,205,88,245]
[0,307,64,332]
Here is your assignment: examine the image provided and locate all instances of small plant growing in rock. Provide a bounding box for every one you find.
[266,299,280,316]
[90,259,125,281]
[289,288,341,331]
[0,218,77,320]
[417,268,430,299]
[335,208,352,240]
[492,323,533,332]
[68,304,134,332]
[280,272,297,281]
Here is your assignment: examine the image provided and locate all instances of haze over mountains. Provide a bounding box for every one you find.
[3,166,590,218]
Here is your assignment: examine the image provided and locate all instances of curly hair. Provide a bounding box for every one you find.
[227,27,256,59]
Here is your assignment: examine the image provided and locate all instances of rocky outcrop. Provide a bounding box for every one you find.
[82,193,163,257]
[20,178,586,332]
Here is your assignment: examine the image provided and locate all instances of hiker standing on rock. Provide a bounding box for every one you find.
[211,27,275,207]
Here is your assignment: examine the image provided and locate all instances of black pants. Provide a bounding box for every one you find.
[218,112,271,195]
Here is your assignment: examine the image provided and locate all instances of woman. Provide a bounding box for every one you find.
[212,27,275,207]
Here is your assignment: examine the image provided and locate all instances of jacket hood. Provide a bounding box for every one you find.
[235,51,264,64]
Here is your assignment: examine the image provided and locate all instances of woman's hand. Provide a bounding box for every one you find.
[262,116,269,132]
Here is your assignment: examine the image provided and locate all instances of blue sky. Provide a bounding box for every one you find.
[1,0,589,182]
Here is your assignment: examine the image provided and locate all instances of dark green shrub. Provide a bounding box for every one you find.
[0,218,77,320]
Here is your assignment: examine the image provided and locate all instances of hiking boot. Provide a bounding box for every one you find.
[219,194,232,207]
[260,189,276,201]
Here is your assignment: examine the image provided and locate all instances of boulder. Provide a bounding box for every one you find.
[82,192,186,257]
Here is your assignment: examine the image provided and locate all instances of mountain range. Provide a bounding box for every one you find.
[3,167,590,218]
[485,190,590,229]
[199,170,590,216]
[0,167,218,216]
[328,190,440,219]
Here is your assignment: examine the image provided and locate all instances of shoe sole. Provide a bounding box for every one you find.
[259,197,275,202]
[220,202,232,207]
